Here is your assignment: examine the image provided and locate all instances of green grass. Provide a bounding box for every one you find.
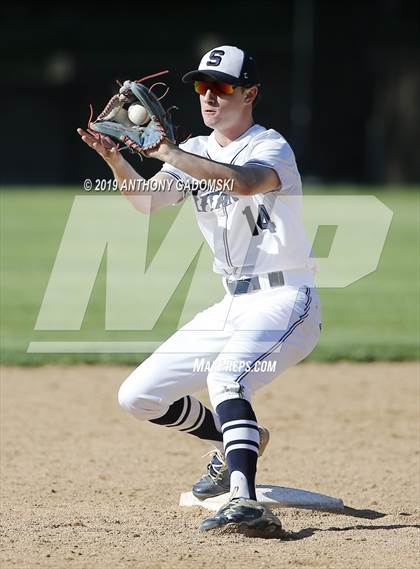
[311,187,419,361]
[1,186,419,365]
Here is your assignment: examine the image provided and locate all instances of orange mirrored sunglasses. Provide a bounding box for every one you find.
[194,80,236,96]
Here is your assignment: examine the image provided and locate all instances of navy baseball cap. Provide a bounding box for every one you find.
[182,45,260,86]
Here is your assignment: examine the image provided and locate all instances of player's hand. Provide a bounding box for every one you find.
[77,128,124,168]
[143,138,176,161]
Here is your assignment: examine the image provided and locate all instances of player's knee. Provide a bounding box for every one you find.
[207,372,252,410]
[118,378,166,421]
[117,380,135,413]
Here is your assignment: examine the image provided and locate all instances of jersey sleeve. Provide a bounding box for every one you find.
[244,131,301,194]
[159,139,195,205]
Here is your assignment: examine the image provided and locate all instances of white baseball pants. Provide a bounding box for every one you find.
[118,284,322,419]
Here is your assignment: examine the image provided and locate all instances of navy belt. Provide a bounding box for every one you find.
[225,271,285,295]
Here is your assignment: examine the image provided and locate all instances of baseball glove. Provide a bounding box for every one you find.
[88,71,177,157]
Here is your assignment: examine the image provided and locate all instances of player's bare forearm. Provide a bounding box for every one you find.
[152,141,280,195]
[111,162,180,213]
[77,128,177,213]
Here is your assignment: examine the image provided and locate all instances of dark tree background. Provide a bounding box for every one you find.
[1,0,419,185]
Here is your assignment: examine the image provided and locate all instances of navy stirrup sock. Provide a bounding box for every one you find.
[216,398,259,500]
[150,396,223,445]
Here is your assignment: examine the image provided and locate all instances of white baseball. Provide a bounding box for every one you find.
[128,103,149,126]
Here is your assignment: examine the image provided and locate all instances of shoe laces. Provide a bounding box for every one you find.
[201,449,227,483]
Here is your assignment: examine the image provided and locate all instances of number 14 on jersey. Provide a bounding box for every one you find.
[243,205,276,236]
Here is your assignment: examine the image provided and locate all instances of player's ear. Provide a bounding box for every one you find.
[243,86,258,105]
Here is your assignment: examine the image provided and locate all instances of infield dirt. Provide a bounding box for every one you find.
[1,362,419,568]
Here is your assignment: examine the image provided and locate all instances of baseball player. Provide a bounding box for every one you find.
[78,45,322,536]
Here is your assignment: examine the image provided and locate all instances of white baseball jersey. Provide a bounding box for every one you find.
[161,124,316,284]
[120,125,323,426]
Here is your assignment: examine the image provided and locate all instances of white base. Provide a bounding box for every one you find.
[180,484,344,512]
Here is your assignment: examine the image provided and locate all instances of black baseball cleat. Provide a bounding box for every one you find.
[192,426,270,501]
[199,497,283,537]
